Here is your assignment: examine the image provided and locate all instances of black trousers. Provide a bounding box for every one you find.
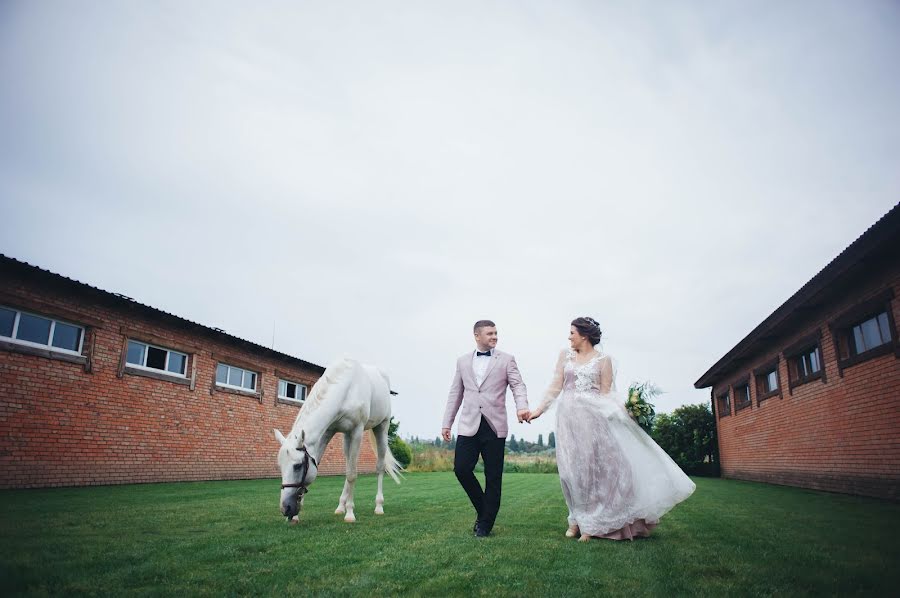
[454,416,505,532]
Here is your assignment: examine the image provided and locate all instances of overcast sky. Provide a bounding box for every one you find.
[1,1,898,443]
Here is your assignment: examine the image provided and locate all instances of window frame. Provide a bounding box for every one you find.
[753,357,782,404]
[215,362,259,393]
[0,304,85,356]
[783,330,826,393]
[732,378,752,413]
[829,289,898,376]
[124,338,189,379]
[277,378,308,405]
[716,389,732,419]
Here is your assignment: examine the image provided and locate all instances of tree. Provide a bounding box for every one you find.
[651,403,718,476]
[548,431,555,448]
[508,434,519,452]
[537,434,543,447]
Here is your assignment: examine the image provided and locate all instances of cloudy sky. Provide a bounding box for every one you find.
[2,1,898,442]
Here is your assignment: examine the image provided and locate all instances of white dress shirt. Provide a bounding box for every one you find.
[473,349,492,386]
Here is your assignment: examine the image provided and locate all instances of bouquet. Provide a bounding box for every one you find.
[625,381,660,433]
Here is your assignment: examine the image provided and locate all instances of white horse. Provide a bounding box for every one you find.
[274,356,403,523]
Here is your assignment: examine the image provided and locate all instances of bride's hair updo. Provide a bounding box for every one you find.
[571,317,603,346]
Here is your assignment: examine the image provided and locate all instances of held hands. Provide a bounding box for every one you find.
[517,409,531,424]
[529,407,543,421]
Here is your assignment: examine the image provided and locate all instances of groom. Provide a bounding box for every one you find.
[442,320,529,537]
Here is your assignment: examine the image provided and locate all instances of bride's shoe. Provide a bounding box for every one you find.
[578,534,591,542]
[565,525,579,538]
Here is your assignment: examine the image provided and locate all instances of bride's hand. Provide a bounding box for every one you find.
[530,407,543,420]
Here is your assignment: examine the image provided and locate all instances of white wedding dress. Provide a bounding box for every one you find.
[538,349,695,539]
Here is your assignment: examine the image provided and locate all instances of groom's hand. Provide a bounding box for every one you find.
[442,428,451,442]
[517,409,530,424]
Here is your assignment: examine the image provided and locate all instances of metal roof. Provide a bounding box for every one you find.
[0,254,325,373]
[694,201,900,389]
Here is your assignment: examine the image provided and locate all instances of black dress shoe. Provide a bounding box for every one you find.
[474,525,490,537]
[473,520,479,533]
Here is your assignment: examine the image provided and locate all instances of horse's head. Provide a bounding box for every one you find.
[274,428,319,519]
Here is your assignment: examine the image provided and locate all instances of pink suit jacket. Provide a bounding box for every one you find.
[442,349,528,438]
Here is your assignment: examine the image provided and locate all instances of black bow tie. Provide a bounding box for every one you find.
[476,351,492,357]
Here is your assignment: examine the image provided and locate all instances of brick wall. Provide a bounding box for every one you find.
[0,277,377,489]
[713,269,900,500]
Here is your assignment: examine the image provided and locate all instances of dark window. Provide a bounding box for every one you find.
[0,307,14,337]
[830,291,898,375]
[753,358,782,403]
[734,383,751,412]
[278,379,307,402]
[787,344,824,389]
[765,371,778,392]
[126,339,187,376]
[797,347,821,377]
[851,312,891,355]
[146,346,167,370]
[16,313,52,345]
[717,392,731,418]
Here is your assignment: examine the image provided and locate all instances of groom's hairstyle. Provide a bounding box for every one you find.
[473,320,496,333]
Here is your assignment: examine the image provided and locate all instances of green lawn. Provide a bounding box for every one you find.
[1,473,898,596]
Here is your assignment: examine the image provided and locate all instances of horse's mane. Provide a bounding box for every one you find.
[291,356,358,430]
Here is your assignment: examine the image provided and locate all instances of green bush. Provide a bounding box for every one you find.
[651,403,719,476]
[388,436,413,468]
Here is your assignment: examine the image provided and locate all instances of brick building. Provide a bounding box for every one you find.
[0,255,376,489]
[695,203,900,500]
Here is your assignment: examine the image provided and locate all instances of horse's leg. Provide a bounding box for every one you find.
[335,479,350,515]
[373,421,389,515]
[341,427,363,523]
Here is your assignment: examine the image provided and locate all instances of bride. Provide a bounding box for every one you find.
[530,317,695,541]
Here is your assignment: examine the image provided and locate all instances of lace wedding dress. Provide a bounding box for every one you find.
[538,349,695,539]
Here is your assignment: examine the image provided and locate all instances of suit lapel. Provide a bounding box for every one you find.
[464,355,478,388]
[480,351,500,387]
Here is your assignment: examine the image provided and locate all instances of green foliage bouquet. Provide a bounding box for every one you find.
[625,381,660,433]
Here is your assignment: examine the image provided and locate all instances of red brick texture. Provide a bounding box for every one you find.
[713,271,900,500]
[0,280,376,489]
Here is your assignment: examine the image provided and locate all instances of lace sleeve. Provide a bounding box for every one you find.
[597,355,614,394]
[538,350,567,412]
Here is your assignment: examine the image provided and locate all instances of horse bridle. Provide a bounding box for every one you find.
[280,446,318,496]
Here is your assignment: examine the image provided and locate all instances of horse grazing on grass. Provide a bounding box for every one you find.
[274,357,403,523]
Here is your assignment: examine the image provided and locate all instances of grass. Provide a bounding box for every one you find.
[1,473,898,596]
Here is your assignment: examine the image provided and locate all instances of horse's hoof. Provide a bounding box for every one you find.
[374,507,384,515]
[344,514,356,523]
[335,507,346,515]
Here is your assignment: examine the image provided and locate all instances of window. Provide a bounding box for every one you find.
[734,382,751,412]
[783,330,826,392]
[753,358,781,404]
[216,363,257,392]
[717,391,731,418]
[278,379,307,403]
[830,291,898,375]
[851,312,892,354]
[125,340,187,376]
[0,305,84,354]
[790,346,821,380]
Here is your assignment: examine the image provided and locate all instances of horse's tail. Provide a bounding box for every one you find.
[367,429,404,484]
